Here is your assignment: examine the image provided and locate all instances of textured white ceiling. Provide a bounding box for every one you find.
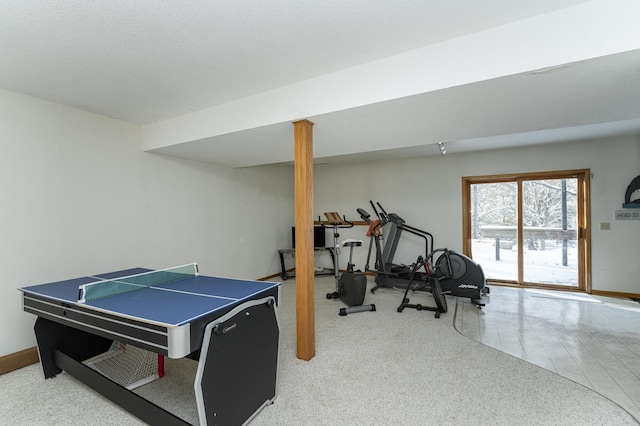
[1,0,639,167]
[0,0,589,123]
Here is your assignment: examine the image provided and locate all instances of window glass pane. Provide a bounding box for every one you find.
[522,178,578,286]
[471,182,518,281]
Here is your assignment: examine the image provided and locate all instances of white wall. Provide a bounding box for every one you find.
[315,136,640,294]
[0,89,293,357]
[3,86,638,358]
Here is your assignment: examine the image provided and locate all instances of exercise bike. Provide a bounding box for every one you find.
[322,212,376,316]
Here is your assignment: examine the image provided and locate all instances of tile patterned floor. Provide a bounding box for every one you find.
[454,285,640,421]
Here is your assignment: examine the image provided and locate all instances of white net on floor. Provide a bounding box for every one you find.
[83,341,161,390]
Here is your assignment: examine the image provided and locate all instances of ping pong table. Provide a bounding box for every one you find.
[20,264,281,426]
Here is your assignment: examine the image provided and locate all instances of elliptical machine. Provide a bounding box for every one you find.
[358,202,489,307]
[359,202,434,292]
[322,212,376,316]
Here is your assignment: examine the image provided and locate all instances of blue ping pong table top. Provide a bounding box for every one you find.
[21,268,281,328]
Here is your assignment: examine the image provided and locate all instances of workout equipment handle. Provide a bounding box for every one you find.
[369,200,434,257]
[369,200,389,223]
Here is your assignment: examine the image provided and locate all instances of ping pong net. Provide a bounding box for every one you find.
[79,263,198,303]
[80,263,197,390]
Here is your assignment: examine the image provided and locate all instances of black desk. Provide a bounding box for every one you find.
[278,247,335,280]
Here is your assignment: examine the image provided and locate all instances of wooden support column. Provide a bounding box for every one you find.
[293,119,315,361]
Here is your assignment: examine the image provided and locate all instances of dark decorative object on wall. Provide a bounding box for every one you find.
[624,175,640,208]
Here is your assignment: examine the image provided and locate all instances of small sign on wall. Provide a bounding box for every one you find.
[616,210,640,220]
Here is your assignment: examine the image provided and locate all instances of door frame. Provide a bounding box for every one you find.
[462,169,591,292]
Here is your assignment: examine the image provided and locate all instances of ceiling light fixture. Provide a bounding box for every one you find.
[438,142,446,155]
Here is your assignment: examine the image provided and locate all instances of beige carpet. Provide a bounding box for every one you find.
[1,276,636,425]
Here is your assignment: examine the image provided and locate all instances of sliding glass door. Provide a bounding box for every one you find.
[463,170,590,291]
